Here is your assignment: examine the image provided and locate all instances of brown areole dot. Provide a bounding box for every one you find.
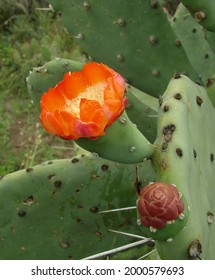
[158,96,163,107]
[193,149,197,159]
[175,39,181,47]
[174,93,182,100]
[150,0,158,9]
[116,54,124,62]
[163,124,176,135]
[117,18,126,27]
[196,96,203,106]
[207,211,214,224]
[174,73,181,79]
[163,104,169,112]
[187,239,202,259]
[60,241,70,248]
[18,211,26,217]
[149,35,158,45]
[54,180,62,188]
[176,148,183,157]
[71,158,79,163]
[161,142,168,151]
[152,69,159,77]
[101,164,109,171]
[83,1,90,10]
[90,207,99,213]
[26,168,33,173]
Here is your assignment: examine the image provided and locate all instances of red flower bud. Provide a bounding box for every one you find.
[137,182,184,229]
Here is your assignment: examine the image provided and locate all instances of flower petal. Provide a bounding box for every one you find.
[104,99,123,120]
[104,75,125,100]
[144,200,166,217]
[76,120,105,138]
[40,88,66,112]
[55,111,79,140]
[80,98,107,126]
[57,72,88,100]
[82,62,111,84]
[112,74,126,98]
[40,110,64,136]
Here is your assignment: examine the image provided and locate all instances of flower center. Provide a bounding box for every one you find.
[153,190,164,200]
[65,82,106,117]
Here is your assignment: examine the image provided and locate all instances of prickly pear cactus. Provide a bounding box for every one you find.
[48,0,199,97]
[180,0,215,32]
[0,154,155,259]
[27,56,215,259]
[170,4,215,88]
[147,75,215,259]
[2,0,215,261]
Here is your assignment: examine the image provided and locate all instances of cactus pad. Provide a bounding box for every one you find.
[180,0,215,32]
[150,75,215,259]
[170,4,215,89]
[48,0,199,97]
[0,154,155,259]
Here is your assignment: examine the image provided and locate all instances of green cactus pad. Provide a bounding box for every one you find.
[170,4,215,89]
[48,0,199,97]
[76,110,155,164]
[0,154,155,259]
[152,75,215,259]
[205,31,215,55]
[180,0,215,32]
[125,84,158,143]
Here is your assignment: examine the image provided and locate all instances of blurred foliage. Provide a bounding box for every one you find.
[0,0,82,98]
[0,0,47,26]
[0,0,82,175]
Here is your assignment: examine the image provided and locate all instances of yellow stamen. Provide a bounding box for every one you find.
[65,82,106,117]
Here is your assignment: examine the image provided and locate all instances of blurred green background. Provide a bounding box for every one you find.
[0,0,83,175]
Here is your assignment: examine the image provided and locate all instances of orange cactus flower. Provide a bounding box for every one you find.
[40,62,127,140]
